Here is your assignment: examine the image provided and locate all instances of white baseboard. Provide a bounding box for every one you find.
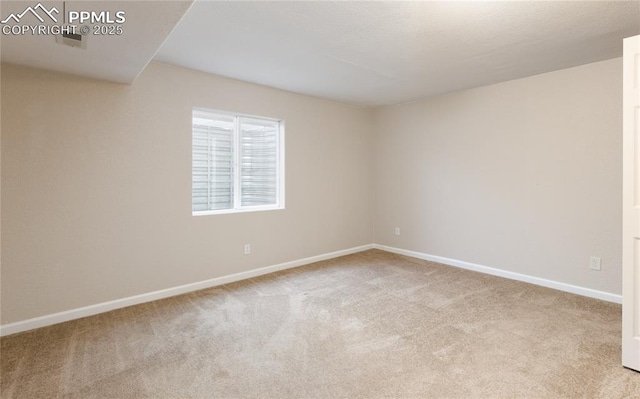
[373,244,622,304]
[0,244,374,337]
[2,243,620,336]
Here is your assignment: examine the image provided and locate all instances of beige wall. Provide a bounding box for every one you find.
[0,62,374,324]
[374,58,623,295]
[1,56,624,325]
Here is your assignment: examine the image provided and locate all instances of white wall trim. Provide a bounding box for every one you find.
[0,244,374,337]
[3,242,621,336]
[374,244,622,304]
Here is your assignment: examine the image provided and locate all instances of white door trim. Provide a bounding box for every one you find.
[622,34,640,372]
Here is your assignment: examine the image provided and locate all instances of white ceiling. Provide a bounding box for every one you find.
[155,1,640,106]
[2,1,638,105]
[0,1,193,83]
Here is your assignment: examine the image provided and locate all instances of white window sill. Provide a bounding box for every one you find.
[193,205,285,216]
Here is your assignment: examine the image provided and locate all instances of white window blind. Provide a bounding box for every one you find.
[239,117,278,207]
[192,109,284,215]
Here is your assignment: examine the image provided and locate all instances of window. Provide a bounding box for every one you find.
[192,108,284,215]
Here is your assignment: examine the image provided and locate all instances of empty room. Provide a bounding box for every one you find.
[1,0,640,397]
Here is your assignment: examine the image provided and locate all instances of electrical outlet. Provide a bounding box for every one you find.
[589,256,601,271]
[244,244,251,255]
[394,227,400,236]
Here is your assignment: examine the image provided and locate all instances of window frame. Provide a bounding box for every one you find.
[192,107,285,216]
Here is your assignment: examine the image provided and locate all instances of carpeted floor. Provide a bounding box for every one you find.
[1,249,638,398]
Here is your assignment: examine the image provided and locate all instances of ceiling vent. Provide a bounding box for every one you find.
[55,32,86,49]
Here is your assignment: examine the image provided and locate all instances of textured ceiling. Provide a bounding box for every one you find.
[155,1,640,106]
[0,1,193,83]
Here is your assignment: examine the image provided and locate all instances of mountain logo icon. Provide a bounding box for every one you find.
[1,3,59,24]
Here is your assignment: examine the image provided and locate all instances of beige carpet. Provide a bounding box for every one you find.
[1,249,638,398]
